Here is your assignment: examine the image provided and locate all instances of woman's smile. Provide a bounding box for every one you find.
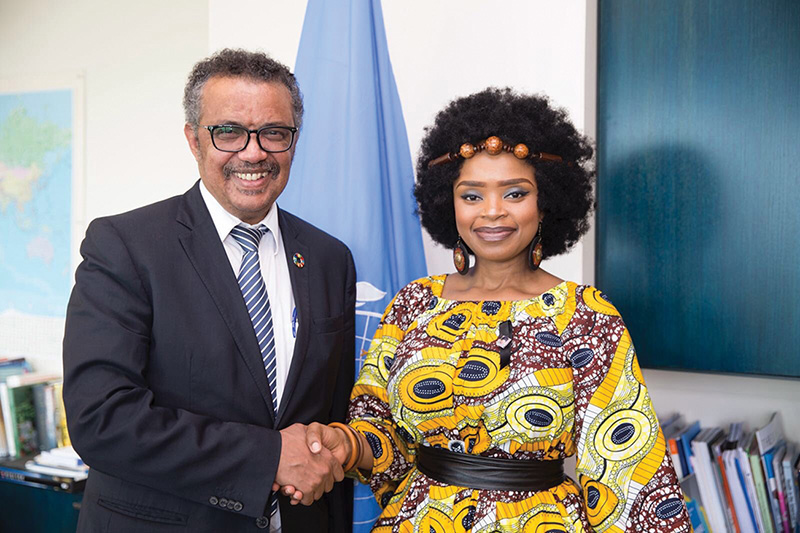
[473,226,516,241]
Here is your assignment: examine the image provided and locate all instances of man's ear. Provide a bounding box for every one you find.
[184,123,201,162]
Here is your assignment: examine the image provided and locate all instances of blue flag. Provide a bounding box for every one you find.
[280,0,428,530]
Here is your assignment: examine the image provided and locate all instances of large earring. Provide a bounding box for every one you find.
[528,222,543,271]
[453,237,471,275]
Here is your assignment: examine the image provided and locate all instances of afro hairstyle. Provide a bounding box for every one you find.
[414,87,595,260]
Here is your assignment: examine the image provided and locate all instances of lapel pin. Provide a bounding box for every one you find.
[292,253,305,268]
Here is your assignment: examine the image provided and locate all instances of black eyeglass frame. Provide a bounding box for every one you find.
[203,124,298,153]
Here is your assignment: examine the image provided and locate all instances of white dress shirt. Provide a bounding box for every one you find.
[199,181,295,531]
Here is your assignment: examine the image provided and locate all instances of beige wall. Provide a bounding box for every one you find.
[0,0,797,438]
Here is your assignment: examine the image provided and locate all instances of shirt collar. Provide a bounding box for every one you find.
[199,179,281,255]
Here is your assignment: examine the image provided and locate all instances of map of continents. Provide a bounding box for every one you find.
[0,90,72,317]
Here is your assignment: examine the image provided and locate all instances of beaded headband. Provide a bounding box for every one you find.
[427,135,568,169]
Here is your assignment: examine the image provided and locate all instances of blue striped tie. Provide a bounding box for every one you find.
[230,224,279,520]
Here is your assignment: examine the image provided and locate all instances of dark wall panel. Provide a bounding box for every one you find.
[596,0,800,377]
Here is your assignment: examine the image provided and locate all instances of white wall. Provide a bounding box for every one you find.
[0,0,797,438]
[0,0,209,373]
[208,0,591,283]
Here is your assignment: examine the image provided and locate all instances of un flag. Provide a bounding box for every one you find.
[279,0,428,530]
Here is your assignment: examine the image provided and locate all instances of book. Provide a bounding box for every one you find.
[749,432,777,533]
[681,473,712,533]
[659,412,682,432]
[0,412,6,457]
[664,418,687,479]
[756,412,785,458]
[23,461,88,480]
[0,382,17,457]
[757,413,790,533]
[5,372,61,388]
[685,497,711,533]
[678,420,702,476]
[5,383,39,458]
[0,456,86,493]
[737,430,769,533]
[771,444,792,533]
[34,446,84,469]
[794,452,800,533]
[692,427,729,533]
[0,358,32,382]
[725,451,759,532]
[781,443,799,533]
[33,382,59,451]
[53,382,70,448]
[723,422,757,533]
[0,359,31,457]
[712,429,741,532]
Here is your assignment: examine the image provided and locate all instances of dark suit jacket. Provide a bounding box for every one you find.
[63,182,355,532]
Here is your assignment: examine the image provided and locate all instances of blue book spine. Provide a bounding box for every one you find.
[675,435,692,477]
[681,422,702,475]
[735,454,759,531]
[686,498,710,533]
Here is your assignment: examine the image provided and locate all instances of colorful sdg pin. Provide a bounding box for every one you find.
[292,253,305,268]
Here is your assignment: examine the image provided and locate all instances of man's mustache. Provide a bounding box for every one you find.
[223,160,280,178]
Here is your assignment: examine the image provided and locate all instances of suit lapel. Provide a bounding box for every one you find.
[275,209,311,426]
[176,183,276,423]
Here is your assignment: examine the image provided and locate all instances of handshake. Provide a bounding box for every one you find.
[273,422,368,506]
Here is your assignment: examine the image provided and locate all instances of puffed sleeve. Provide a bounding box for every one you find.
[346,279,431,508]
[568,286,692,532]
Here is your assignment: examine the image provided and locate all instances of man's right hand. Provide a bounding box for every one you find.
[275,423,344,506]
[274,422,352,504]
[306,422,351,465]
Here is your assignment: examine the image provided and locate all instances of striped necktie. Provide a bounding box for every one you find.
[230,224,280,520]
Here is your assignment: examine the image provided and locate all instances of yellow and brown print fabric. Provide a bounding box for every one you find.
[348,276,691,532]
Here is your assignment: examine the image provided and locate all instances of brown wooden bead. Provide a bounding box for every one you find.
[485,136,503,155]
[459,143,476,159]
[513,143,530,159]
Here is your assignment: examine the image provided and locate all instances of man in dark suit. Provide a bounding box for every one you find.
[63,49,354,532]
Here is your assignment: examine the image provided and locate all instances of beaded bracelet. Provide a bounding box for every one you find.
[328,422,363,472]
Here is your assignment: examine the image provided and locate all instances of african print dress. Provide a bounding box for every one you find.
[348,276,691,533]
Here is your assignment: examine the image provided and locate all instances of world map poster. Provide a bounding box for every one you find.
[0,89,72,317]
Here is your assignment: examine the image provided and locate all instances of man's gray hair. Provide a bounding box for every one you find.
[183,48,304,131]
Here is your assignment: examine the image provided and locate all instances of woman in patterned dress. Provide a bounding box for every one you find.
[299,88,691,532]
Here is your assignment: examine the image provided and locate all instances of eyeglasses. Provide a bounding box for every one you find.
[203,124,298,153]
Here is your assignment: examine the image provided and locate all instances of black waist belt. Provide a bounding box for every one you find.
[417,445,565,492]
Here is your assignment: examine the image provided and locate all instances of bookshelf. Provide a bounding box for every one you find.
[0,457,83,533]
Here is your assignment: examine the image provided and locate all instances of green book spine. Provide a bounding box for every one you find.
[9,385,39,457]
[750,450,776,533]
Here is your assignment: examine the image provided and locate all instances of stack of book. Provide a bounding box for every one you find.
[0,358,70,459]
[662,411,800,533]
[25,446,88,480]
